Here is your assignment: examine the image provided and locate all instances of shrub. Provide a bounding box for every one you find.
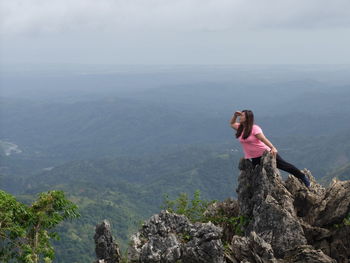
[162,190,214,223]
[161,190,248,236]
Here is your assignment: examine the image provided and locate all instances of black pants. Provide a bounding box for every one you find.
[251,153,305,180]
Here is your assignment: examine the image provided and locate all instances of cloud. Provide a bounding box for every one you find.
[1,0,350,37]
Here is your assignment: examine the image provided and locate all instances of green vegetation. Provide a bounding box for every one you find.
[162,190,248,236]
[344,213,350,226]
[335,212,350,228]
[213,215,248,236]
[162,190,215,223]
[1,146,240,263]
[0,190,79,263]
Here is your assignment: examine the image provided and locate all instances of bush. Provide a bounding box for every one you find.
[161,190,248,236]
[162,190,214,223]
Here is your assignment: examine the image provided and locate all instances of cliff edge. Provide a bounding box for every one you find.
[94,152,350,262]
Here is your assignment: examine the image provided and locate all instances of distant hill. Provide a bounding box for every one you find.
[13,146,240,262]
[23,145,240,201]
[12,139,349,262]
[1,79,350,162]
[0,97,231,161]
[320,162,350,185]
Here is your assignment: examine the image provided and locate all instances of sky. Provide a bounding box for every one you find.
[1,0,350,66]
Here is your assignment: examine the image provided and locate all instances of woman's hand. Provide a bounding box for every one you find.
[230,112,241,130]
[270,147,278,157]
[255,133,278,157]
[234,111,242,117]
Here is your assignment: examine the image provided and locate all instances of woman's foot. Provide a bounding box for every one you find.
[300,173,311,188]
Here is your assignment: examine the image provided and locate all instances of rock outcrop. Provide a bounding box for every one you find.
[226,231,278,263]
[203,197,240,243]
[237,153,308,258]
[128,210,224,263]
[94,220,121,263]
[94,151,350,263]
[233,151,350,262]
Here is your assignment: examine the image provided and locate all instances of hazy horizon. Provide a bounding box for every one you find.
[1,0,350,65]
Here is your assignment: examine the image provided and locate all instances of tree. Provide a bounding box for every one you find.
[0,190,79,263]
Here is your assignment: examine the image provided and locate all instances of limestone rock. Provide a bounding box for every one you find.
[284,165,350,262]
[234,151,350,262]
[314,179,350,227]
[204,198,240,243]
[128,210,224,263]
[227,231,277,263]
[328,225,350,263]
[284,170,326,224]
[283,245,336,263]
[285,171,350,228]
[237,152,307,258]
[94,151,350,263]
[94,220,121,263]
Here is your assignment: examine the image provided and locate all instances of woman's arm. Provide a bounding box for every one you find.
[255,133,278,156]
[230,112,241,130]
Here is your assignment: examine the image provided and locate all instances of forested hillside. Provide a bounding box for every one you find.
[1,65,350,262]
[320,161,350,185]
[2,146,239,262]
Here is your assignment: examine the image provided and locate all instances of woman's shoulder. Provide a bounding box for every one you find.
[252,124,263,133]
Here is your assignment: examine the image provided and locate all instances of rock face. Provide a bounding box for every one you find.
[94,220,121,263]
[204,198,240,243]
[237,153,308,258]
[227,231,278,263]
[94,151,350,263]
[234,151,350,262]
[128,210,224,263]
[284,174,350,262]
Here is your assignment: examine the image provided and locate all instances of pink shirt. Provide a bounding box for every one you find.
[237,124,270,159]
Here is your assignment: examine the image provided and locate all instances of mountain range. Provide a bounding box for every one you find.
[1,65,350,262]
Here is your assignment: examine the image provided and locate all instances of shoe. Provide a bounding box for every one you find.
[300,174,310,188]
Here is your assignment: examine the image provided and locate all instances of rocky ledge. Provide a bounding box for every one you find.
[94,152,350,262]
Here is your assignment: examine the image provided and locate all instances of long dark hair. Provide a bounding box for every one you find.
[235,110,254,139]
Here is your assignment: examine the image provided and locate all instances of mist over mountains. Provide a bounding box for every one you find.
[2,65,350,159]
[1,64,350,195]
[1,64,350,262]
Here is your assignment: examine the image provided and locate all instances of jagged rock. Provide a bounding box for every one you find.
[285,172,350,228]
[298,221,331,249]
[284,170,327,223]
[94,220,121,263]
[204,198,240,243]
[314,179,350,227]
[285,167,350,262]
[226,231,278,263]
[128,210,224,263]
[283,245,336,263]
[329,225,350,263]
[95,151,350,263]
[235,151,350,262]
[237,152,307,258]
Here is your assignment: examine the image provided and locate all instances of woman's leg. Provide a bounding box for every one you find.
[276,154,310,187]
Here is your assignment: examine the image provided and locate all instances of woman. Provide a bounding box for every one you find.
[230,110,310,188]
